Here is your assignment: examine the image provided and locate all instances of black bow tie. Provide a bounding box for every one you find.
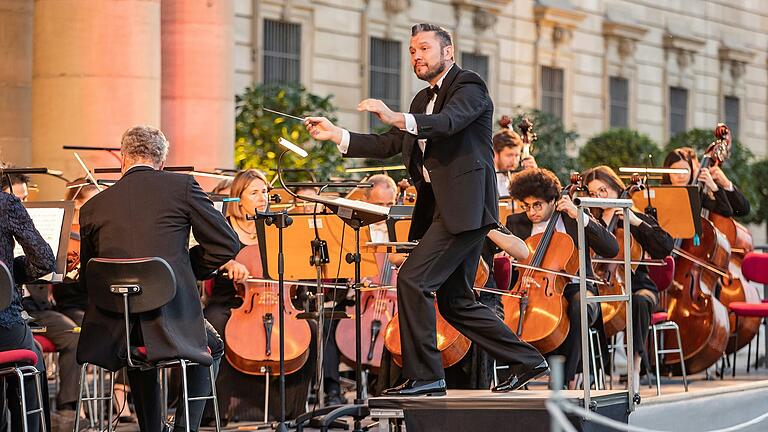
[426,84,440,99]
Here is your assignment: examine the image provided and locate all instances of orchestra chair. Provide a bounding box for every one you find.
[0,261,48,432]
[32,333,59,410]
[492,256,512,291]
[75,257,221,432]
[647,257,689,396]
[726,252,768,378]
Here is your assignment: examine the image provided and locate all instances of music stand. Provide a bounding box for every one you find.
[630,185,701,239]
[291,194,388,432]
[13,201,74,281]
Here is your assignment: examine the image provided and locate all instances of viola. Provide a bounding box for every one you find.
[224,245,312,375]
[501,174,583,353]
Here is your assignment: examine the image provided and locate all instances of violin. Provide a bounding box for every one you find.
[501,174,583,353]
[664,130,732,374]
[595,176,645,337]
[224,245,312,375]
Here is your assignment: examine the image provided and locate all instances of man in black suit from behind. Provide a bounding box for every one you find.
[77,126,243,431]
[305,23,546,396]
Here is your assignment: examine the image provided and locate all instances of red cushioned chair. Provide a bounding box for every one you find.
[647,257,688,395]
[493,256,512,291]
[726,252,768,378]
[75,257,221,432]
[0,261,48,432]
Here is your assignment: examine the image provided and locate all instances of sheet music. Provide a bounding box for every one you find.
[13,207,65,263]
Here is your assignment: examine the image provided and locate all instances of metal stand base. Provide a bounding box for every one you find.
[294,404,370,432]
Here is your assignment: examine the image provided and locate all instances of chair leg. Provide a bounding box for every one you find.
[15,368,30,432]
[209,365,221,432]
[652,325,662,396]
[589,329,599,390]
[33,369,47,432]
[180,360,191,432]
[595,332,606,390]
[75,363,88,432]
[732,316,739,378]
[747,334,752,373]
[673,324,688,392]
[107,371,115,432]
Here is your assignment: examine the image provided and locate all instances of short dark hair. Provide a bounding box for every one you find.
[0,163,30,191]
[411,23,453,49]
[492,129,523,154]
[508,168,561,202]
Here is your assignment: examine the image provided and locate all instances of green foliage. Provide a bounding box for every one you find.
[234,83,345,182]
[578,129,661,172]
[665,129,758,223]
[507,107,579,183]
[745,159,768,227]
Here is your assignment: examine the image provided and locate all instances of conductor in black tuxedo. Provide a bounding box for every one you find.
[305,23,546,396]
[77,126,242,431]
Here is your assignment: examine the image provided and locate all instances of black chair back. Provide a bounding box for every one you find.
[0,260,12,311]
[85,257,177,314]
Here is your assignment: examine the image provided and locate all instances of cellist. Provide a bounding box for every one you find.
[582,166,674,396]
[505,168,618,388]
[201,169,314,424]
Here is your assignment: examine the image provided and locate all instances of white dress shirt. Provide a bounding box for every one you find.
[337,64,455,183]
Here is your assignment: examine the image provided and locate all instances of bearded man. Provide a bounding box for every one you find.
[304,23,546,396]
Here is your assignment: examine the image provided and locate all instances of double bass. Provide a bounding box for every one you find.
[664,134,731,374]
[224,245,312,375]
[501,174,583,353]
[597,176,645,337]
[706,123,761,353]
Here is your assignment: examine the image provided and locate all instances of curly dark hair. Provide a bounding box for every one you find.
[507,168,561,202]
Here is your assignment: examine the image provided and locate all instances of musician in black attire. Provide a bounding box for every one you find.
[0,187,55,432]
[78,126,238,432]
[305,23,545,395]
[662,147,749,217]
[506,168,619,388]
[583,166,674,395]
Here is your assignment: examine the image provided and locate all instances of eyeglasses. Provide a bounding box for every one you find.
[588,187,609,198]
[519,200,547,213]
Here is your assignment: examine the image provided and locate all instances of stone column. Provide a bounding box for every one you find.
[32,0,161,199]
[161,0,234,182]
[0,0,33,166]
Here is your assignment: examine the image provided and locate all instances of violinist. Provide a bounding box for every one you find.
[662,147,749,217]
[201,168,315,423]
[1,178,55,432]
[3,171,85,427]
[582,166,674,396]
[505,168,618,388]
[493,129,537,197]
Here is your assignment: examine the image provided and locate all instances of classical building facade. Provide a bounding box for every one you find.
[233,0,768,159]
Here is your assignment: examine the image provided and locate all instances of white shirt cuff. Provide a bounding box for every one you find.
[337,129,350,154]
[403,113,418,135]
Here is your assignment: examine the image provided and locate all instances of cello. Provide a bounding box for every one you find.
[596,176,645,337]
[664,135,731,374]
[336,253,398,370]
[382,259,487,368]
[501,174,583,353]
[224,245,312,375]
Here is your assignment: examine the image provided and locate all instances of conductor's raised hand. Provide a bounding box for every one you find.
[304,117,343,144]
[357,99,405,129]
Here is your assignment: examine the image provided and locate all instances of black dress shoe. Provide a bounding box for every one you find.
[492,360,550,392]
[383,379,447,397]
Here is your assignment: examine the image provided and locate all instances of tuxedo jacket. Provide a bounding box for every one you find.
[505,212,619,293]
[77,166,239,370]
[346,65,498,240]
